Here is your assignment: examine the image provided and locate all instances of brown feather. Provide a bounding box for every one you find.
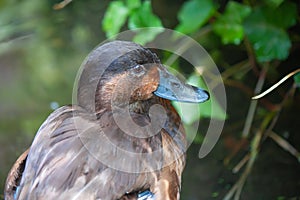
[5,41,187,200]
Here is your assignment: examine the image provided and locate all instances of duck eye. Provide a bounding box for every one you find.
[131,65,145,76]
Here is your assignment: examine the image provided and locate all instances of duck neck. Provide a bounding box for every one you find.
[95,96,186,150]
[95,99,150,117]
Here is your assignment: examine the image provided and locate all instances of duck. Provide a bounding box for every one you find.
[4,41,209,200]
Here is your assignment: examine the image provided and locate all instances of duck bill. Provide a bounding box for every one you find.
[153,68,209,103]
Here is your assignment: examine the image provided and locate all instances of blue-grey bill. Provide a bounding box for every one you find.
[153,67,209,103]
[154,84,209,103]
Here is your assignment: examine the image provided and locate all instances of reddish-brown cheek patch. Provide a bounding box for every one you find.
[133,83,158,100]
[130,66,159,101]
[139,66,159,99]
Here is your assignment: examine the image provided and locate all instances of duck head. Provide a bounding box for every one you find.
[76,41,209,114]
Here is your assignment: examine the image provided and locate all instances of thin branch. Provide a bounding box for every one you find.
[262,83,297,141]
[224,107,276,200]
[224,82,296,200]
[224,79,253,97]
[223,130,262,200]
[223,138,248,166]
[232,153,250,174]
[242,65,268,138]
[165,26,212,67]
[269,131,300,161]
[53,0,73,10]
[244,37,259,75]
[221,60,251,80]
[252,68,300,99]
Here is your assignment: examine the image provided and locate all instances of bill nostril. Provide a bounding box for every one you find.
[171,82,180,88]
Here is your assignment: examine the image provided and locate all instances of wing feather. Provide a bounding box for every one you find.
[16,106,160,200]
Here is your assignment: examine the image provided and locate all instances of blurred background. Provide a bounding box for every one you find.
[0,0,300,199]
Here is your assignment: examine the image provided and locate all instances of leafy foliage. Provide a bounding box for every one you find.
[127,1,162,29]
[263,0,285,7]
[243,1,297,62]
[127,1,163,44]
[102,1,129,38]
[101,1,300,198]
[102,0,298,63]
[175,0,216,34]
[213,2,251,45]
[102,0,162,44]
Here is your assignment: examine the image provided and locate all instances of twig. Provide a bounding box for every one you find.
[269,131,300,162]
[224,109,275,200]
[242,65,268,138]
[221,60,251,80]
[223,130,262,200]
[53,0,73,10]
[232,153,250,174]
[195,59,251,92]
[244,37,259,76]
[224,79,253,96]
[165,26,212,67]
[224,64,298,200]
[252,68,300,99]
[262,83,296,142]
[223,138,248,166]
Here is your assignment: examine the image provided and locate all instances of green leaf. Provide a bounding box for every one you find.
[243,2,297,62]
[213,2,251,45]
[128,1,162,29]
[263,0,284,8]
[294,72,300,87]
[126,0,141,10]
[173,73,226,124]
[176,0,216,34]
[128,1,163,45]
[102,1,129,38]
[131,27,164,45]
[263,1,297,29]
